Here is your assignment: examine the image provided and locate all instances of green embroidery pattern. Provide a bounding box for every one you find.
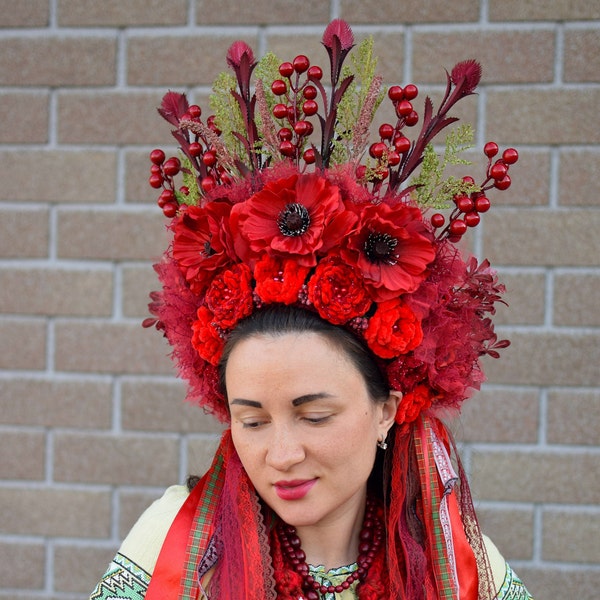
[90,553,150,600]
[496,564,534,600]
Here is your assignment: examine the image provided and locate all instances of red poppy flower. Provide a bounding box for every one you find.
[364,298,423,359]
[171,201,235,295]
[205,263,254,330]
[230,173,351,267]
[191,306,225,366]
[341,201,436,302]
[254,254,309,305]
[307,256,371,325]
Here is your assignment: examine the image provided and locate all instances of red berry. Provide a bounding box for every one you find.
[279,140,296,157]
[405,111,419,126]
[220,171,233,185]
[188,104,202,119]
[293,54,310,73]
[201,176,216,193]
[302,99,318,116]
[278,127,293,141]
[163,157,181,177]
[464,212,481,227]
[179,186,189,195]
[490,162,508,181]
[273,103,288,119]
[271,79,287,96]
[150,164,161,174]
[379,123,394,140]
[431,213,445,228]
[207,115,221,135]
[150,149,166,165]
[403,84,418,100]
[303,85,318,100]
[162,202,178,218]
[484,141,499,158]
[502,147,519,164]
[388,85,403,101]
[396,100,413,117]
[307,65,323,80]
[202,150,217,167]
[356,165,367,179]
[449,219,467,236]
[279,62,294,78]
[287,105,300,121]
[303,147,316,164]
[387,150,401,166]
[160,189,175,203]
[475,196,491,212]
[394,136,411,154]
[294,120,313,137]
[369,142,387,159]
[495,174,512,190]
[188,142,202,157]
[149,173,164,188]
[456,195,474,213]
[462,175,475,185]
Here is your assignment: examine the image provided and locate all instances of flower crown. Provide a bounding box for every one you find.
[144,20,517,424]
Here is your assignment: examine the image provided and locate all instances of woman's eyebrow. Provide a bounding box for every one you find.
[292,392,334,406]
[230,398,262,408]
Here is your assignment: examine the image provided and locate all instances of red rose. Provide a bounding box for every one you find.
[395,384,433,425]
[191,306,225,366]
[230,173,353,267]
[205,263,254,329]
[341,201,436,302]
[254,254,309,305]
[171,201,235,294]
[364,298,423,359]
[307,256,371,325]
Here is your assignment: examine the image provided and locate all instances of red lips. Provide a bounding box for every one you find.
[273,479,317,500]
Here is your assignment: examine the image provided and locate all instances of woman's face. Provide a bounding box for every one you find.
[226,331,398,530]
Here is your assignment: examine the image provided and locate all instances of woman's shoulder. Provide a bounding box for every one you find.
[89,485,190,600]
[119,484,190,573]
[483,535,534,599]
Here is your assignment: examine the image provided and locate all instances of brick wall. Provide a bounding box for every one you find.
[1,1,598,598]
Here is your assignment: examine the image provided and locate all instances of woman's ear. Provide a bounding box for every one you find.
[379,390,402,434]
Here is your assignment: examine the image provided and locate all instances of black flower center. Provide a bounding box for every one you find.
[364,232,398,264]
[277,203,311,236]
[203,240,216,257]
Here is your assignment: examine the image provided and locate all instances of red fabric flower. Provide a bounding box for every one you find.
[171,201,235,295]
[395,384,433,425]
[205,263,254,330]
[191,306,225,366]
[230,173,353,267]
[341,201,436,302]
[364,298,423,359]
[254,254,309,305]
[307,256,371,325]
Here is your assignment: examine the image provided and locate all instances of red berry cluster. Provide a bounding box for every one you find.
[430,143,519,241]
[271,55,324,165]
[149,104,231,217]
[356,84,420,185]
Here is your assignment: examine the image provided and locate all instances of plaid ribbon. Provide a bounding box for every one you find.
[414,416,458,599]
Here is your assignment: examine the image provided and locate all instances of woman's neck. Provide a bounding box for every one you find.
[293,492,367,570]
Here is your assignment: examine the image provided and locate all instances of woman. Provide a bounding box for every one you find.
[91,20,532,599]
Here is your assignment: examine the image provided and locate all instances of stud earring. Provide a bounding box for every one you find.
[377,436,388,450]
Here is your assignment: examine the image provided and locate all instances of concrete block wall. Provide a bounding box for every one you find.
[1,1,598,597]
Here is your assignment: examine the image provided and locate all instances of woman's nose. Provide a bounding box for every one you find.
[265,425,306,471]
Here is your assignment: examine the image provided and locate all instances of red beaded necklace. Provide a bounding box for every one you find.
[276,497,384,599]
